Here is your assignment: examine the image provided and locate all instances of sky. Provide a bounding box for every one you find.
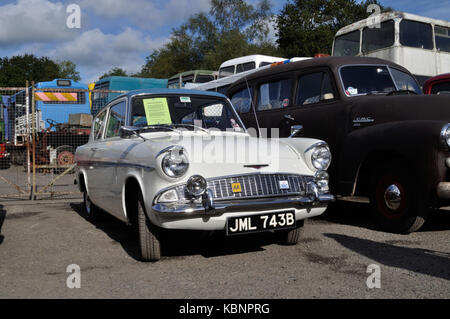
[0,0,449,83]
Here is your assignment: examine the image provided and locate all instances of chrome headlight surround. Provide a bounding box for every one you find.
[161,147,189,178]
[440,123,450,149]
[305,142,332,171]
[156,189,179,203]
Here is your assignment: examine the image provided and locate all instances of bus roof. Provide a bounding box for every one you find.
[168,70,216,80]
[35,78,87,89]
[335,11,450,37]
[219,55,285,69]
[94,76,167,89]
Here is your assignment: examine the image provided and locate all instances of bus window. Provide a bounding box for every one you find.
[219,66,235,78]
[333,30,360,56]
[236,62,256,74]
[196,75,215,83]
[400,20,433,50]
[435,26,450,53]
[362,20,395,53]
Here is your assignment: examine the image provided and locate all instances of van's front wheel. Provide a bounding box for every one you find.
[369,162,427,233]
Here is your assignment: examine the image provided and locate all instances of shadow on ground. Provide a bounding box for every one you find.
[70,202,279,261]
[0,204,4,245]
[325,233,450,281]
[316,201,450,233]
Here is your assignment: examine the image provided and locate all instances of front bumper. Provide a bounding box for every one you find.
[152,192,335,217]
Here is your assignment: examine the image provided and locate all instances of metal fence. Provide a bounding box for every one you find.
[0,82,126,201]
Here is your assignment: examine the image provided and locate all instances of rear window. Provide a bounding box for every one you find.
[400,20,433,50]
[257,79,292,111]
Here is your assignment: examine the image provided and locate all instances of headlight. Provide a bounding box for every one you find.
[310,144,331,170]
[186,175,207,196]
[315,170,329,193]
[161,149,189,178]
[441,123,450,148]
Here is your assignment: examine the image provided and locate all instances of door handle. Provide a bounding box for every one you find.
[284,114,295,122]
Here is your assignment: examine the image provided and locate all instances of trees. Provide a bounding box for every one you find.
[0,55,81,86]
[99,67,128,80]
[0,54,61,87]
[276,0,387,57]
[57,60,81,82]
[138,0,281,79]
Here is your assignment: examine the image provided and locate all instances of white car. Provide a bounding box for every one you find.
[75,89,334,261]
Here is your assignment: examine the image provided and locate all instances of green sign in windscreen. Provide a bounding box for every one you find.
[143,98,172,125]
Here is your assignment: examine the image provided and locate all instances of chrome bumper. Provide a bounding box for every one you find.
[437,182,450,199]
[152,192,335,216]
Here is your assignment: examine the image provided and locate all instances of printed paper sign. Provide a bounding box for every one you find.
[180,96,191,103]
[143,98,172,125]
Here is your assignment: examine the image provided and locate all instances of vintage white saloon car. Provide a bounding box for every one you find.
[75,89,334,261]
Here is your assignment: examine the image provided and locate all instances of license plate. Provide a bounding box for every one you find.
[226,211,296,236]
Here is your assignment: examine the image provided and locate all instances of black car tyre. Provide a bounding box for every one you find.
[369,161,427,234]
[279,220,304,245]
[137,190,161,262]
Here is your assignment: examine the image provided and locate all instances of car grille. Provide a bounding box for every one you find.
[176,174,314,201]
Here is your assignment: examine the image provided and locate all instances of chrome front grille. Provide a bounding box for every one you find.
[175,174,314,201]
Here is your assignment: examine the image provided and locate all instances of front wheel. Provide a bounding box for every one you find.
[278,220,304,245]
[369,162,427,233]
[137,190,161,261]
[83,190,103,222]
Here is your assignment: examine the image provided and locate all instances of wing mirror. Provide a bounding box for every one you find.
[119,126,146,140]
[289,125,304,138]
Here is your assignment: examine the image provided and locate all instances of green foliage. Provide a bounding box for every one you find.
[0,54,61,87]
[276,0,388,57]
[57,60,81,82]
[99,67,128,80]
[138,0,281,79]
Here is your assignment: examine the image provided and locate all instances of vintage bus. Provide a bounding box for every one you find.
[167,70,217,88]
[92,76,168,115]
[332,11,450,84]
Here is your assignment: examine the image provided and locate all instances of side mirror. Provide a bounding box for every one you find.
[289,125,304,138]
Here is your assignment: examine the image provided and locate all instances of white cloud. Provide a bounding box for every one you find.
[0,0,79,46]
[80,0,211,29]
[47,27,168,81]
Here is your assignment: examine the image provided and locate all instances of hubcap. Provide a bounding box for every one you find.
[384,184,402,211]
[84,192,91,215]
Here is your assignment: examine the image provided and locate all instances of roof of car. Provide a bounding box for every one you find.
[228,56,411,92]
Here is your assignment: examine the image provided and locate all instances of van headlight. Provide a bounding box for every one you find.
[441,123,450,149]
[306,143,331,171]
[161,149,189,178]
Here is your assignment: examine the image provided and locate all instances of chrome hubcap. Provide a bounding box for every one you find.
[384,184,402,210]
[84,193,91,214]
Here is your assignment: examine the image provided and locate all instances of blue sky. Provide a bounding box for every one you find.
[0,0,448,83]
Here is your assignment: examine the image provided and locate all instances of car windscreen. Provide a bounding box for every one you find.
[131,95,244,131]
[340,65,397,96]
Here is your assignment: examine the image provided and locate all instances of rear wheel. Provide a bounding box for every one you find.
[369,161,427,233]
[137,190,161,261]
[83,190,103,222]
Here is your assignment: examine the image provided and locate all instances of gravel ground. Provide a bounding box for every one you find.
[0,200,449,299]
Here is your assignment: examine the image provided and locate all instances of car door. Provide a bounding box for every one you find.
[84,109,107,206]
[98,98,128,218]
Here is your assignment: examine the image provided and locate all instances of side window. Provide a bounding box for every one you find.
[297,72,335,105]
[257,79,292,111]
[105,100,126,138]
[230,88,253,113]
[93,111,106,140]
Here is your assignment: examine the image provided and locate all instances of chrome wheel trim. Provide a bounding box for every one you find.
[84,192,92,215]
[384,184,402,211]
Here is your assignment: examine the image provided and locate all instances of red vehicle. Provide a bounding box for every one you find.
[423,73,450,95]
[0,132,11,169]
